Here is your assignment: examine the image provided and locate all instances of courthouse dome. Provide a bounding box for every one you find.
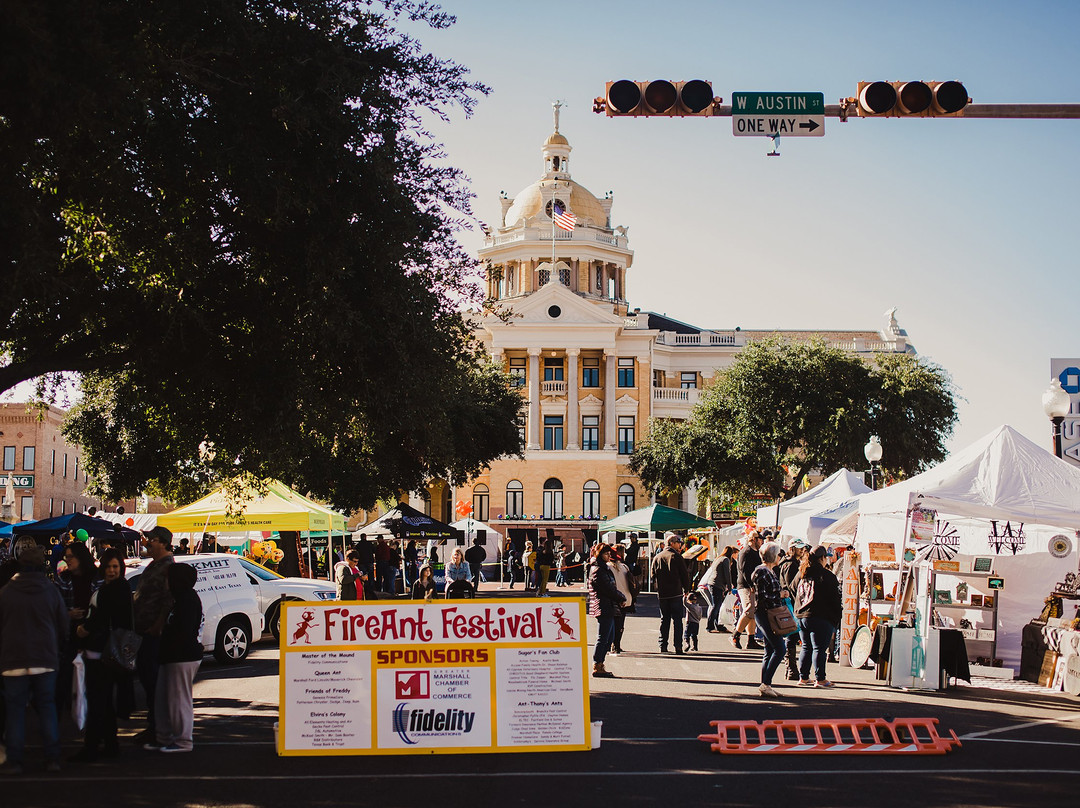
[503,178,608,229]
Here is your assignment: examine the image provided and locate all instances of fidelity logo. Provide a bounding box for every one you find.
[392,704,477,745]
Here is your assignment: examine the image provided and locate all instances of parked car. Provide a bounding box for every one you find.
[126,554,265,664]
[236,557,336,640]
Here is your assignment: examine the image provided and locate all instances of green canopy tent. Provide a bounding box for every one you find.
[598,504,715,533]
[600,505,716,594]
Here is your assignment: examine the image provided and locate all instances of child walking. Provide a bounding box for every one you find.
[684,590,704,652]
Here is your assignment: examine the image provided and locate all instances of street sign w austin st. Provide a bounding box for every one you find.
[732,91,825,137]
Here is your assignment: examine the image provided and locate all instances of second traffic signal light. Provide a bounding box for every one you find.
[856,80,970,117]
[602,80,718,116]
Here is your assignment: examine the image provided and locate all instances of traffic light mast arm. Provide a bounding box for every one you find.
[701,103,1080,119]
[832,100,1080,120]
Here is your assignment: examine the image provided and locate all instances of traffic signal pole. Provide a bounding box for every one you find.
[597,81,1080,155]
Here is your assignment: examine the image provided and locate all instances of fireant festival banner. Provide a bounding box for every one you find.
[278,598,590,755]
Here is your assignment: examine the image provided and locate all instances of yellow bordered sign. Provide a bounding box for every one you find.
[278,598,591,755]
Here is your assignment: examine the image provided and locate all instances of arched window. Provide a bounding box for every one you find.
[506,480,523,519]
[538,268,551,286]
[443,487,453,523]
[472,484,489,523]
[558,268,571,286]
[582,480,600,519]
[543,478,564,520]
[618,484,635,515]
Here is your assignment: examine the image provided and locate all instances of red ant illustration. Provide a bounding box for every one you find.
[292,609,318,644]
[550,607,576,641]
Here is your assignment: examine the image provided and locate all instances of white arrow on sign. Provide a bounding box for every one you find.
[732,115,824,137]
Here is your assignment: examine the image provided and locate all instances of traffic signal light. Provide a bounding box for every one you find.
[599,80,718,117]
[855,81,969,117]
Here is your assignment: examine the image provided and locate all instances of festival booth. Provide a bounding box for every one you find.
[852,425,1080,690]
[355,503,457,591]
[756,468,870,540]
[157,480,348,577]
[354,502,456,543]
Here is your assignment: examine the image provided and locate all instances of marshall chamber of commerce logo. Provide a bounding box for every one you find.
[395,670,430,700]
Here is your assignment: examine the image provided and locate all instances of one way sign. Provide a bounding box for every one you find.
[731,92,825,138]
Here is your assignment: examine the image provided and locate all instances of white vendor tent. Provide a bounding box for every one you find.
[855,424,1080,671]
[450,518,503,564]
[779,496,864,546]
[757,468,871,533]
[819,510,861,545]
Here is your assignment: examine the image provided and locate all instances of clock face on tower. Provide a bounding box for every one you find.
[545,199,568,218]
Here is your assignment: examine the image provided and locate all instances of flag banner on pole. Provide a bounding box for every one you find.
[552,201,576,232]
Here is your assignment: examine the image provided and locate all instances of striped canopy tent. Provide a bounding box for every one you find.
[157,479,346,534]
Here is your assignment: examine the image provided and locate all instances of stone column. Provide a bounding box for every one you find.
[566,348,580,450]
[604,348,617,450]
[528,348,541,450]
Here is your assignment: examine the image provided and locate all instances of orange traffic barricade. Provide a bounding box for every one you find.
[698,717,960,755]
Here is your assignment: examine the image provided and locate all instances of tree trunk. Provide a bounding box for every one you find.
[279,530,302,577]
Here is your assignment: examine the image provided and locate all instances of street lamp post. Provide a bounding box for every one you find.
[1042,379,1071,459]
[864,435,883,490]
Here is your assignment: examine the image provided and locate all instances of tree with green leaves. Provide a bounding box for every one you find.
[1,1,524,510]
[630,338,957,506]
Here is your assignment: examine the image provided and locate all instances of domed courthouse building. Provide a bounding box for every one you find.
[434,112,911,551]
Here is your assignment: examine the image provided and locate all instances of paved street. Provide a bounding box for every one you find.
[5,587,1079,807]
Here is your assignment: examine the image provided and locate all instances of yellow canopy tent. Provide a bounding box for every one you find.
[157,479,346,533]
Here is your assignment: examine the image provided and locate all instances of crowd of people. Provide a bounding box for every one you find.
[0,525,203,775]
[0,516,847,772]
[583,529,843,698]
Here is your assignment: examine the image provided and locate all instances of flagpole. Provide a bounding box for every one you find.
[551,180,557,273]
[551,101,558,277]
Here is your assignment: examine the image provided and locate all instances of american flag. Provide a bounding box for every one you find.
[552,201,576,232]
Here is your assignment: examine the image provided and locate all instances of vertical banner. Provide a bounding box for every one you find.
[839,550,861,667]
[279,598,590,755]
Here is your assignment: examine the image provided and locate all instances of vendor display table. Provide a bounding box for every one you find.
[1020,622,1080,688]
[883,626,969,690]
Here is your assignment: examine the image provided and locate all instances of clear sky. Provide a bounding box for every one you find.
[401,0,1080,458]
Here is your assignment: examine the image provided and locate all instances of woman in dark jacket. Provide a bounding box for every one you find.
[751,542,790,697]
[72,548,131,761]
[151,563,203,753]
[704,545,737,633]
[411,565,437,601]
[587,543,626,679]
[794,546,843,688]
[55,540,100,712]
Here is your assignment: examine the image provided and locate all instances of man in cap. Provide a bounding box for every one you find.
[731,531,765,650]
[133,526,175,743]
[0,539,69,774]
[651,533,691,654]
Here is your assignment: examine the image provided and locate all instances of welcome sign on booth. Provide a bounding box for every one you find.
[279,599,590,755]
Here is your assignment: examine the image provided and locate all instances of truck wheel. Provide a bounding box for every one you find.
[214,617,252,664]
